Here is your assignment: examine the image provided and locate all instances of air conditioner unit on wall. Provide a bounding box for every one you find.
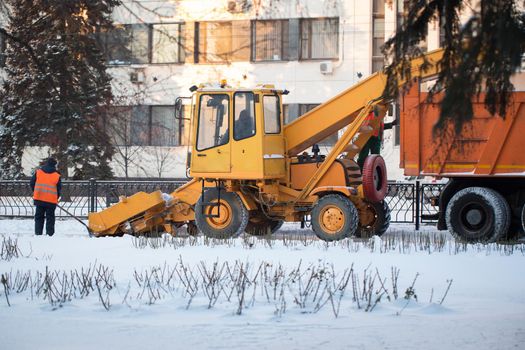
[227,0,251,13]
[130,70,145,84]
[320,61,333,75]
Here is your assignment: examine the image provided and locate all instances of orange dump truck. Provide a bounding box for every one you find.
[400,82,525,241]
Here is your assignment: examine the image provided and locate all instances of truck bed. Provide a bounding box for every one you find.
[400,86,525,177]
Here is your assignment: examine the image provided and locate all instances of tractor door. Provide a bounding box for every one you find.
[262,94,286,178]
[191,93,231,174]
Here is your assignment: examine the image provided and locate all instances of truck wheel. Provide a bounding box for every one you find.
[521,204,525,234]
[446,187,510,243]
[356,200,391,238]
[362,155,388,203]
[195,189,248,239]
[245,217,284,236]
[311,194,358,241]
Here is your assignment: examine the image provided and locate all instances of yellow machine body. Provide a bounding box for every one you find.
[89,51,446,237]
[190,88,286,180]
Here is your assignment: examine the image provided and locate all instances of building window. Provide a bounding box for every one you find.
[397,0,427,52]
[372,0,385,73]
[107,106,132,146]
[101,23,186,65]
[152,23,185,63]
[300,18,339,60]
[151,106,178,146]
[104,24,150,65]
[252,20,289,61]
[298,104,320,118]
[0,31,5,67]
[439,13,446,47]
[108,105,184,147]
[394,103,400,146]
[131,105,151,146]
[197,21,250,63]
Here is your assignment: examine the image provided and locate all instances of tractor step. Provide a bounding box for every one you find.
[201,180,222,218]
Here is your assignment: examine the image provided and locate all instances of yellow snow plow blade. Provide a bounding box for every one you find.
[88,191,166,236]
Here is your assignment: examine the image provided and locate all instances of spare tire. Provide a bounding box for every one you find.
[362,155,388,203]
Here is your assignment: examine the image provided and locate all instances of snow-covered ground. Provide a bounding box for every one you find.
[1,219,524,350]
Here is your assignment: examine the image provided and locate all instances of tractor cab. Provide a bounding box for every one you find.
[189,83,287,180]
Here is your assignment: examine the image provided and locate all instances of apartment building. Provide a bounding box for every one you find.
[7,0,521,179]
[94,0,447,179]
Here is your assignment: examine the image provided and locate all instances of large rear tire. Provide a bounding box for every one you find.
[195,189,249,239]
[311,194,358,242]
[446,187,510,243]
[356,200,391,238]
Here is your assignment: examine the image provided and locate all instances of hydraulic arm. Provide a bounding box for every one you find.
[284,49,443,156]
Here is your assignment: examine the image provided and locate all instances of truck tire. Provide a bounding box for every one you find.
[356,200,391,238]
[362,155,388,203]
[195,189,248,239]
[245,217,283,236]
[446,187,510,243]
[522,204,525,233]
[311,194,358,241]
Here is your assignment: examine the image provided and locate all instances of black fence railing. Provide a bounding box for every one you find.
[0,179,445,228]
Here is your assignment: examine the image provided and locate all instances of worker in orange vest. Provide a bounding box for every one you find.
[357,111,397,169]
[30,158,62,236]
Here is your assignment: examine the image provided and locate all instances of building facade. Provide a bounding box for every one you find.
[2,0,522,179]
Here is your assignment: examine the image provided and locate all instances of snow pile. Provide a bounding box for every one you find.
[0,220,524,349]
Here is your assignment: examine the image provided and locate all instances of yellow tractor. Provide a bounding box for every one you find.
[88,50,443,241]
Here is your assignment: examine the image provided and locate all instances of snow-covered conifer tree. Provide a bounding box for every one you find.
[0,0,120,179]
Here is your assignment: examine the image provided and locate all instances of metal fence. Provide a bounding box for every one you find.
[0,180,187,219]
[0,179,445,228]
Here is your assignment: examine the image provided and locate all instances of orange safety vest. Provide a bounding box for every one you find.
[33,169,60,204]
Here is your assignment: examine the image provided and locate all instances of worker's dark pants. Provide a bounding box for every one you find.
[357,136,382,168]
[35,204,56,236]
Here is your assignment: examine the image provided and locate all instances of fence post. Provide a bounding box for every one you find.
[89,178,97,213]
[415,180,421,231]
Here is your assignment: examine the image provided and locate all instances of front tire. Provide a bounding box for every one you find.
[311,194,358,242]
[195,189,248,239]
[356,200,391,238]
[446,187,510,243]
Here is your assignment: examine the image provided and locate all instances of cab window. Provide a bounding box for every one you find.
[234,92,256,140]
[197,94,229,151]
[263,95,281,134]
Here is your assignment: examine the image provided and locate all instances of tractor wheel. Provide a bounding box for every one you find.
[446,187,510,243]
[362,155,388,203]
[311,194,358,242]
[245,217,284,236]
[356,200,391,238]
[186,222,198,236]
[195,189,248,239]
